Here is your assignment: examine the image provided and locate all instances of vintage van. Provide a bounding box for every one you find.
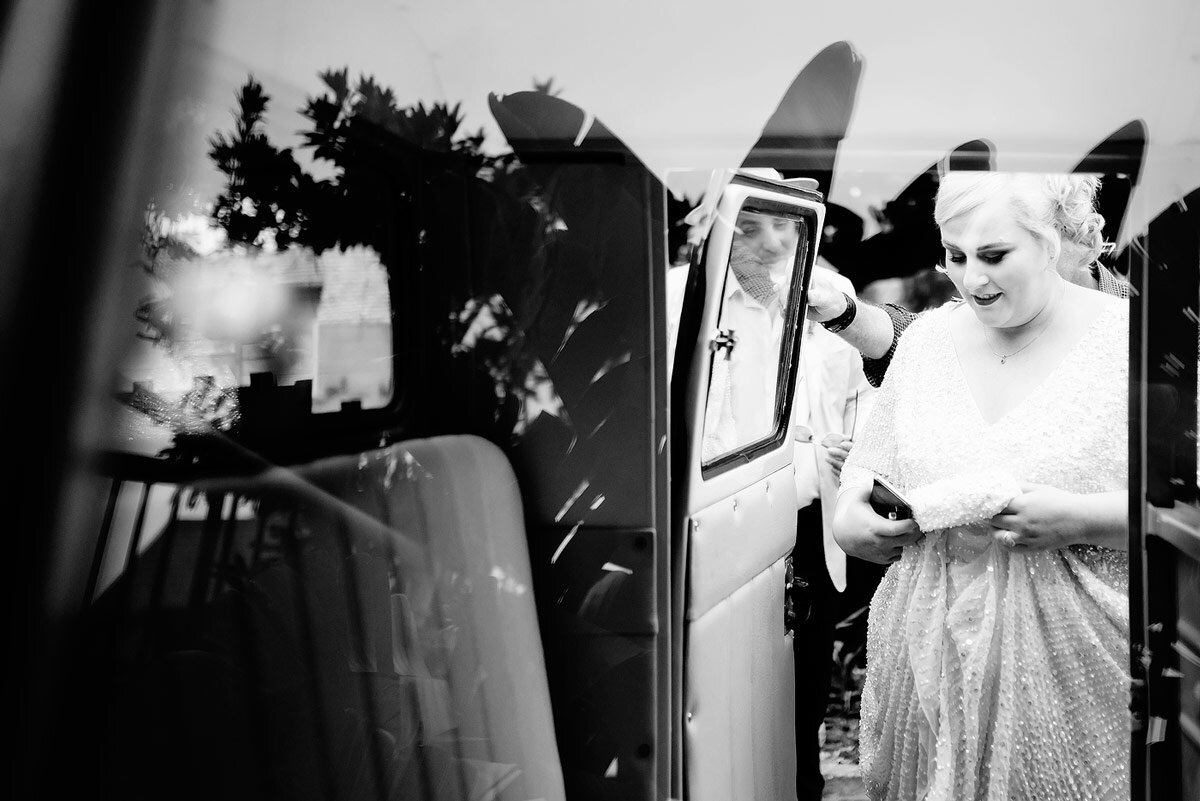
[4,2,1199,800]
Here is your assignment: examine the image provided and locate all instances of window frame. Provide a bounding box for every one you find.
[699,192,819,480]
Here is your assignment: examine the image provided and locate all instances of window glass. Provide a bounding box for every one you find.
[61,5,662,800]
[701,205,806,464]
[123,223,392,431]
[115,68,398,456]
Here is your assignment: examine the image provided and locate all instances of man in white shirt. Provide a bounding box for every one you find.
[700,211,799,460]
[791,264,876,800]
[672,202,875,796]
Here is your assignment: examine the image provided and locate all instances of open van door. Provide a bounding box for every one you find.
[1129,190,1200,801]
[671,172,823,801]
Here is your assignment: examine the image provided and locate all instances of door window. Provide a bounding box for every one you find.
[701,203,808,465]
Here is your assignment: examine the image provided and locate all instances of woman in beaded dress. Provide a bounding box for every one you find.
[834,173,1129,801]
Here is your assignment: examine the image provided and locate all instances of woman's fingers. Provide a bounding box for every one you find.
[991,525,1042,550]
[877,523,922,554]
[881,517,920,536]
[989,525,1018,547]
[991,512,1020,529]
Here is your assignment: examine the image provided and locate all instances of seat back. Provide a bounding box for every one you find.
[74,434,565,801]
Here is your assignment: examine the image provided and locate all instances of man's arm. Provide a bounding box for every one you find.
[805,270,916,387]
[859,303,918,388]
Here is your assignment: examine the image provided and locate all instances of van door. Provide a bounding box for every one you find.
[1129,187,1200,801]
[671,173,823,801]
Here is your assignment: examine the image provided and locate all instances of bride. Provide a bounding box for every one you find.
[834,172,1129,801]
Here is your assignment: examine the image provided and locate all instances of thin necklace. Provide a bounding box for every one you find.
[982,292,1061,365]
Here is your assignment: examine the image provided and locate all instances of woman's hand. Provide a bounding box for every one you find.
[834,484,923,564]
[989,483,1128,551]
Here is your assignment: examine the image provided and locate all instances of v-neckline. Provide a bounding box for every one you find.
[945,301,1116,429]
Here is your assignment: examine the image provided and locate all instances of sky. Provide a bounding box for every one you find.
[153,0,1200,245]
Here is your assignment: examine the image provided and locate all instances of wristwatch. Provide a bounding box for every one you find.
[819,291,857,333]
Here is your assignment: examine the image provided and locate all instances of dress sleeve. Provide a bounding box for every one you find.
[840,315,917,494]
[861,303,919,388]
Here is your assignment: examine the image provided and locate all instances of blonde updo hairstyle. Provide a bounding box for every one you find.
[933,172,1109,274]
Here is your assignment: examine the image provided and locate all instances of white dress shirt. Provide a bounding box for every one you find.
[793,267,876,591]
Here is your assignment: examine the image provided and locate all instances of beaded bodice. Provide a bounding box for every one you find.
[845,300,1128,517]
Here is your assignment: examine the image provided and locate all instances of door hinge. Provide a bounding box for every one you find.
[784,554,796,636]
[708,329,737,360]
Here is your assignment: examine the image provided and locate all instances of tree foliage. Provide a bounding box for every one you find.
[208,78,314,249]
[190,69,658,454]
[206,70,501,257]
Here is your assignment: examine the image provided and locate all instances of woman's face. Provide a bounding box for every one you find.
[939,195,1057,329]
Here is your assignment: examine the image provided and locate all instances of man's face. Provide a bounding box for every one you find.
[733,211,799,268]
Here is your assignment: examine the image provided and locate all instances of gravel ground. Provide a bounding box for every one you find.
[820,712,868,800]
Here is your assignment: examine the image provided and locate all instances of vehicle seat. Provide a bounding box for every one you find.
[83,434,566,801]
[300,434,566,801]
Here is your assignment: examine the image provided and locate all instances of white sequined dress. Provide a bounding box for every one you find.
[840,301,1130,801]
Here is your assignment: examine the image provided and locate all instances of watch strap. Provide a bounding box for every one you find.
[819,291,857,333]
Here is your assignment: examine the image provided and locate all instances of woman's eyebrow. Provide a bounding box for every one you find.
[940,240,1012,251]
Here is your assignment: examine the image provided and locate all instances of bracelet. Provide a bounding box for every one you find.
[820,291,858,333]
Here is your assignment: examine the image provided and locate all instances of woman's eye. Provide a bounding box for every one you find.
[981,253,1006,265]
[946,252,965,264]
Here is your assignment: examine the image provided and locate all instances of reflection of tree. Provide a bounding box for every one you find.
[208,78,314,249]
[206,70,496,254]
[135,203,198,348]
[196,71,586,445]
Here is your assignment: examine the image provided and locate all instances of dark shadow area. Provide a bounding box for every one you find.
[1073,120,1147,279]
[1122,185,1200,505]
[854,138,995,288]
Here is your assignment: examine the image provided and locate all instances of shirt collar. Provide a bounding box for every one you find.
[723,271,787,307]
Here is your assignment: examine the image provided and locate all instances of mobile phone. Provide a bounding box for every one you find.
[870,476,913,520]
